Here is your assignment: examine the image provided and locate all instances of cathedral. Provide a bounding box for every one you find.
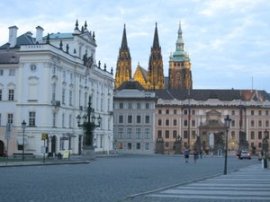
[114,22,192,90]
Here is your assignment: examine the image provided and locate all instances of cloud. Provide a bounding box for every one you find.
[199,0,266,17]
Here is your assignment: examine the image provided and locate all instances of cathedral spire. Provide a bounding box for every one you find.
[168,21,192,90]
[176,21,184,52]
[152,22,160,49]
[120,24,128,50]
[114,24,132,89]
[147,23,164,90]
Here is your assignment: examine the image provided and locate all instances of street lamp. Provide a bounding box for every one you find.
[76,96,101,149]
[224,115,231,175]
[21,120,27,161]
[262,130,269,168]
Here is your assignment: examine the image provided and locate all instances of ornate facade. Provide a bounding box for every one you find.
[155,89,270,155]
[168,22,192,90]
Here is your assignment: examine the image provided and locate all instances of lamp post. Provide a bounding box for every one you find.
[21,120,27,161]
[224,115,231,175]
[262,130,269,168]
[76,96,101,149]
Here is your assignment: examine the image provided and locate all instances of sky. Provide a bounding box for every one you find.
[0,0,269,92]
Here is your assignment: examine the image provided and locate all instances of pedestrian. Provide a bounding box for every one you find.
[194,150,198,163]
[184,148,189,163]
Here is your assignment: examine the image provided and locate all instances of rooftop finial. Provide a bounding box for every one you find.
[84,21,88,30]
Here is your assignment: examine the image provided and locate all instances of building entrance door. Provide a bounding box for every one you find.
[0,140,4,156]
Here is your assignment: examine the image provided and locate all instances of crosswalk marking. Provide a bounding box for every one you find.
[147,164,270,201]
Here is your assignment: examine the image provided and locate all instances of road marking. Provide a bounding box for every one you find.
[147,164,270,201]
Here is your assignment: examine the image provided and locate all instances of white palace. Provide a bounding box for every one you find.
[0,20,114,157]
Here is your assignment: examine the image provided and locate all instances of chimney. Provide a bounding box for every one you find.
[8,26,18,48]
[36,26,44,44]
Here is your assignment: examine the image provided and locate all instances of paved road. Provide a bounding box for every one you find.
[132,164,270,202]
[0,155,259,202]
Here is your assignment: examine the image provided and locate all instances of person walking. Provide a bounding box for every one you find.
[184,148,190,163]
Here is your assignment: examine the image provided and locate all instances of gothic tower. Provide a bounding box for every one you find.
[168,22,192,90]
[115,24,132,89]
[147,23,165,90]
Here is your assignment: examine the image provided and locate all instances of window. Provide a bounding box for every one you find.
[251,110,254,115]
[184,130,188,139]
[53,112,56,127]
[128,143,132,150]
[184,109,188,115]
[137,103,141,109]
[145,115,150,124]
[165,130,169,139]
[166,109,169,114]
[118,128,124,139]
[174,109,177,115]
[192,130,196,139]
[145,103,149,109]
[158,119,162,126]
[128,103,132,109]
[258,120,262,127]
[231,120,235,127]
[7,113,13,124]
[232,110,235,115]
[192,110,195,115]
[158,130,162,138]
[145,142,149,150]
[251,120,254,127]
[158,110,162,114]
[52,83,56,101]
[62,89,65,104]
[184,120,188,126]
[144,128,150,139]
[165,142,169,147]
[0,89,2,101]
[62,113,65,128]
[231,131,235,139]
[259,110,262,115]
[166,119,169,126]
[173,119,177,126]
[250,131,255,140]
[136,143,141,150]
[258,142,262,148]
[69,90,72,106]
[128,115,132,123]
[266,120,269,127]
[192,120,195,127]
[119,115,123,123]
[8,89,14,101]
[119,103,123,109]
[258,131,262,140]
[29,112,36,127]
[0,69,3,76]
[136,128,141,139]
[69,114,72,128]
[266,110,269,116]
[9,69,15,76]
[173,130,177,138]
[136,115,141,124]
[127,128,132,139]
